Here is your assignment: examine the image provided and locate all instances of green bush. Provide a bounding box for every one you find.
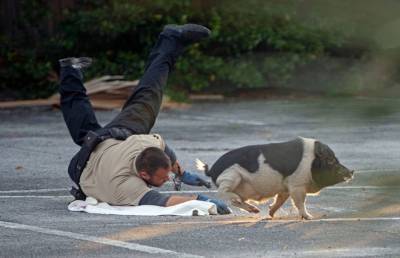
[0,0,373,100]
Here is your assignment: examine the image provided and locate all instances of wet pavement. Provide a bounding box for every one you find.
[0,97,399,257]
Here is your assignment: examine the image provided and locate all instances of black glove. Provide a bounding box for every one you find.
[197,194,231,215]
[181,171,211,188]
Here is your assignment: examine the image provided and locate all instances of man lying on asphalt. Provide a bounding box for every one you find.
[58,24,231,214]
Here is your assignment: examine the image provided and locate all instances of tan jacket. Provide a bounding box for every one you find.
[80,134,165,205]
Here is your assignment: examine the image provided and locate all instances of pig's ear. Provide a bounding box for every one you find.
[314,141,333,159]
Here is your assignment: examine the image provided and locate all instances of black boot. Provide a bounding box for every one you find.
[161,24,211,45]
[59,57,93,69]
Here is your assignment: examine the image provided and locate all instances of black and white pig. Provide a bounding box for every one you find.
[196,137,354,219]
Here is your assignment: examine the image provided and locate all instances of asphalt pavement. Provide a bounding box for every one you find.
[0,97,399,258]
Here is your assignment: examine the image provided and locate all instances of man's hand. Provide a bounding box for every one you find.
[181,171,211,188]
[171,161,183,175]
[171,161,211,189]
[197,194,231,215]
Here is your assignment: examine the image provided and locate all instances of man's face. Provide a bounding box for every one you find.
[141,167,171,187]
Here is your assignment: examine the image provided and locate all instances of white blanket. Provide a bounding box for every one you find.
[68,197,217,216]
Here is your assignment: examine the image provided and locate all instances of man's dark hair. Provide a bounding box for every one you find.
[135,147,171,175]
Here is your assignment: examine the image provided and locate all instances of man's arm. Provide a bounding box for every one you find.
[165,195,197,206]
[138,190,196,206]
[164,144,177,168]
[165,144,182,176]
[138,190,231,214]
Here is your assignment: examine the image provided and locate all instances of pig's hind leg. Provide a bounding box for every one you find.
[217,173,260,213]
[269,192,289,217]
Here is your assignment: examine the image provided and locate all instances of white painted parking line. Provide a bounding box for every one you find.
[268,246,400,257]
[162,186,400,193]
[307,217,400,222]
[1,184,399,195]
[152,217,400,225]
[326,185,400,189]
[355,168,400,173]
[179,114,265,126]
[0,221,202,258]
[161,190,217,194]
[0,188,67,193]
[0,189,214,194]
[0,195,71,198]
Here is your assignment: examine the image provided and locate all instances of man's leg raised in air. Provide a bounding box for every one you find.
[58,57,101,146]
[103,24,211,134]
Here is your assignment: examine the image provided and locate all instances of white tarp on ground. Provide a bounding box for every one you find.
[68,197,217,216]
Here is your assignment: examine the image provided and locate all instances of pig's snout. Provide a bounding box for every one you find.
[339,165,354,182]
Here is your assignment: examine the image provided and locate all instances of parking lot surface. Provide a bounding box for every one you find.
[1,98,399,257]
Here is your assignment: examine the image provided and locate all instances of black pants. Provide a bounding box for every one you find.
[59,32,183,186]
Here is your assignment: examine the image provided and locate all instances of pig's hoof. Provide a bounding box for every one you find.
[301,213,313,220]
[245,204,260,213]
[269,208,276,218]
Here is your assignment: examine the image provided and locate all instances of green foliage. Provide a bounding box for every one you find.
[1,0,369,100]
[0,37,54,99]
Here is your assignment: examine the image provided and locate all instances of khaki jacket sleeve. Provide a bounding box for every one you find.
[115,176,152,206]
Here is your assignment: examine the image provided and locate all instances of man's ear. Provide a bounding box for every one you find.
[138,171,151,180]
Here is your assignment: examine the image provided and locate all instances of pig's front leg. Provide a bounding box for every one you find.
[290,187,313,220]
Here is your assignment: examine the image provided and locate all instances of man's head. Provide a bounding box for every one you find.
[136,147,171,187]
